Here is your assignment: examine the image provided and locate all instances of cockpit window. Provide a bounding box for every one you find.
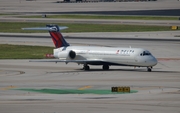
[141,51,151,56]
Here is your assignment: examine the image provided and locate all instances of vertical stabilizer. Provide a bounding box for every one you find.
[22,24,69,48]
[46,25,69,48]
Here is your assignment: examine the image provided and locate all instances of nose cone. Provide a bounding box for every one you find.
[148,56,158,66]
[135,55,158,67]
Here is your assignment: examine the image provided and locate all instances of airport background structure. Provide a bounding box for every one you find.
[26,0,157,2]
[56,0,157,3]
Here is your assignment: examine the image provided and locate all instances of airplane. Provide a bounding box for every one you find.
[22,24,157,72]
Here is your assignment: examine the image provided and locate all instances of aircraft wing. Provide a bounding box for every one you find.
[29,59,103,64]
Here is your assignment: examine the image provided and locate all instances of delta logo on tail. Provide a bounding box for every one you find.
[22,24,157,72]
[47,25,69,48]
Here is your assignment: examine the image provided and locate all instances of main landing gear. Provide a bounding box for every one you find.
[83,64,110,71]
[83,64,90,71]
[102,65,109,70]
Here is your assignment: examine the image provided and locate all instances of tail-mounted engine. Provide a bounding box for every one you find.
[57,50,76,59]
[69,50,76,59]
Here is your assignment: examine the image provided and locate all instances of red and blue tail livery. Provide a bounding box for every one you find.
[22,24,69,48]
[46,25,69,48]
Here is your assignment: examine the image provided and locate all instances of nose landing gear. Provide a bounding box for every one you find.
[147,67,152,72]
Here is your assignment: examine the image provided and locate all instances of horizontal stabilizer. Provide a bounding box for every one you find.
[22,24,69,48]
[22,26,68,31]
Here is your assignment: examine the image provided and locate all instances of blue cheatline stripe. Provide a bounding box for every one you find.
[59,32,70,47]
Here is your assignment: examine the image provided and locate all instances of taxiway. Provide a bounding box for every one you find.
[0,33,180,113]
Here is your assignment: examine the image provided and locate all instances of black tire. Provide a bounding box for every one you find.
[147,68,152,72]
[103,65,109,70]
[84,66,90,71]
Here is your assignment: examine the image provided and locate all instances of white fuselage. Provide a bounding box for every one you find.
[53,46,157,67]
[23,25,157,71]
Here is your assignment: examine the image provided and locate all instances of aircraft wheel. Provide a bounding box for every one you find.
[103,65,109,70]
[147,67,152,72]
[84,65,90,71]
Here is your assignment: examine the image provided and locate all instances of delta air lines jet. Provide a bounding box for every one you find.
[22,25,157,72]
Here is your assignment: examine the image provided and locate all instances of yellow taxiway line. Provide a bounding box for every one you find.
[78,86,92,90]
[0,86,17,90]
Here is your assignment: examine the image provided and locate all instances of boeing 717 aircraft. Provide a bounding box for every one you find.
[22,25,157,72]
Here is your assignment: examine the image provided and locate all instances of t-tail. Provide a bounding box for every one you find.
[22,24,70,48]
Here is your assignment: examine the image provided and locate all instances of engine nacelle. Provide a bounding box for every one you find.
[69,50,76,59]
[58,50,76,59]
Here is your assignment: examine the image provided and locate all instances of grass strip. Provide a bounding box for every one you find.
[0,44,53,59]
[16,88,138,94]
[19,14,179,20]
[0,22,176,33]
